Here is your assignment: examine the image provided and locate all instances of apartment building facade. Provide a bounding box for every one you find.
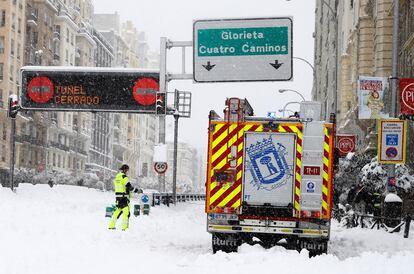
[0,0,27,184]
[313,0,395,153]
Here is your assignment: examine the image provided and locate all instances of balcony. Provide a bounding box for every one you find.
[27,13,38,27]
[53,31,60,41]
[15,135,46,147]
[73,125,90,139]
[77,27,96,46]
[50,141,70,152]
[72,4,81,14]
[57,10,77,30]
[71,146,88,156]
[46,0,59,13]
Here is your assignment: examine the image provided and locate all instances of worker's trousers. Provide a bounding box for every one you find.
[108,204,130,230]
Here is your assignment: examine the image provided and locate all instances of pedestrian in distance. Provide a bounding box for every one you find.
[108,164,142,231]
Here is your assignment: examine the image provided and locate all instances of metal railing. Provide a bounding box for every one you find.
[151,193,205,207]
[352,213,412,238]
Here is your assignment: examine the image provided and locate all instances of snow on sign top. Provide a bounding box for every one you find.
[193,17,293,82]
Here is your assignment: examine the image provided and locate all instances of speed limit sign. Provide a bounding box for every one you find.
[154,162,168,174]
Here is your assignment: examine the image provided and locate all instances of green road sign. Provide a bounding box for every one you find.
[193,18,293,82]
[197,27,289,57]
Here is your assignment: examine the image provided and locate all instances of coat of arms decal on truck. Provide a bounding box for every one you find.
[246,136,293,191]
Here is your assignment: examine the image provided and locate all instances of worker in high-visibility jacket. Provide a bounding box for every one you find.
[108,164,141,230]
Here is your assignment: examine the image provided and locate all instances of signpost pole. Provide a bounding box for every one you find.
[159,37,168,192]
[172,89,179,205]
[388,0,400,191]
[9,118,16,191]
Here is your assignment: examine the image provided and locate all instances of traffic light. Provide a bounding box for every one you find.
[8,95,19,119]
[156,94,166,115]
[399,114,414,121]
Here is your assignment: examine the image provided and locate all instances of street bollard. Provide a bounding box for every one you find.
[361,215,364,228]
[404,215,411,239]
[133,204,141,217]
[152,193,155,207]
[143,204,150,215]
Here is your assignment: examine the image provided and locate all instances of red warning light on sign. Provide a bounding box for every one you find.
[28,76,54,103]
[133,78,159,106]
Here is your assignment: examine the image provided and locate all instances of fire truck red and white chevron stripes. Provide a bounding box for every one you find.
[322,125,333,218]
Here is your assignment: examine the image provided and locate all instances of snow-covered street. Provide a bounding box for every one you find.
[1,184,413,274]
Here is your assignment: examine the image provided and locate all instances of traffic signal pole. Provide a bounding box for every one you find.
[9,118,16,191]
[159,38,168,192]
[7,95,19,191]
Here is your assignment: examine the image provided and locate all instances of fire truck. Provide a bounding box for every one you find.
[205,98,335,255]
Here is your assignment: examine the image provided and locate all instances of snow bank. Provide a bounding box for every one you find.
[1,184,413,274]
[384,193,403,203]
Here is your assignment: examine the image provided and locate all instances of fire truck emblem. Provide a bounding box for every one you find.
[246,137,292,191]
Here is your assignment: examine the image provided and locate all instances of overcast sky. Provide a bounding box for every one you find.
[93,0,316,153]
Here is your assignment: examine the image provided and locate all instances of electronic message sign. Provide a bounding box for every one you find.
[20,67,164,114]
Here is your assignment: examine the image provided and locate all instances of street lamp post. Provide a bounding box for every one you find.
[278,89,306,101]
[280,101,301,118]
[293,56,315,72]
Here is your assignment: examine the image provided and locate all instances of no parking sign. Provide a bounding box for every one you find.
[378,120,407,164]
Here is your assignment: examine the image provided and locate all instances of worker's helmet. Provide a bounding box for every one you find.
[120,164,129,171]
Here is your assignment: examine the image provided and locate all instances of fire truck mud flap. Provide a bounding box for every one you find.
[212,233,241,253]
[294,238,328,256]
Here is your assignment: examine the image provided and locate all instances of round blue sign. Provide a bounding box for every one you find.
[141,194,149,203]
[386,147,398,159]
[306,181,315,193]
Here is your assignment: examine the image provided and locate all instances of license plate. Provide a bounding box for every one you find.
[208,213,238,221]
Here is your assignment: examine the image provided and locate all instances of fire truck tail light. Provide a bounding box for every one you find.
[301,211,321,218]
[311,211,321,218]
[223,207,234,214]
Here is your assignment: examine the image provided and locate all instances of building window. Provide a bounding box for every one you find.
[1,145,5,162]
[17,43,20,59]
[9,64,13,81]
[0,10,5,27]
[2,123,6,140]
[350,0,354,9]
[66,28,69,42]
[10,39,14,56]
[16,68,19,84]
[11,13,15,31]
[0,36,3,54]
[32,32,38,45]
[18,18,21,33]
